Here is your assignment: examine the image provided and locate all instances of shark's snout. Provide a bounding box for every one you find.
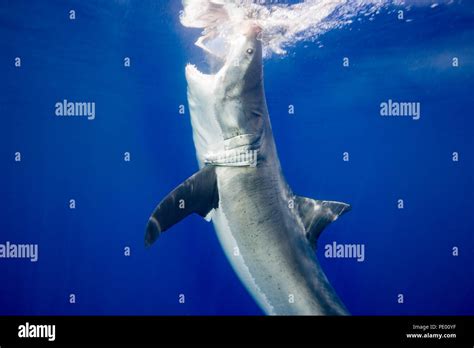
[243,21,262,38]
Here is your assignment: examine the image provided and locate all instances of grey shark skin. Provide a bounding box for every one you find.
[146,23,351,315]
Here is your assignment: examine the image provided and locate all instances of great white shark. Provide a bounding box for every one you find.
[145,21,351,315]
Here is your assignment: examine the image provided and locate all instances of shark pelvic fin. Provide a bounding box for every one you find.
[295,196,351,249]
[145,165,219,247]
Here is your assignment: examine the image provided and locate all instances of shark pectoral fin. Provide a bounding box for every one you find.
[145,165,219,247]
[295,196,351,249]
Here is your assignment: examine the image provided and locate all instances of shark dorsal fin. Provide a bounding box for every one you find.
[295,196,351,249]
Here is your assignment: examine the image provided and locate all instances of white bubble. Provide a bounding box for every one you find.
[181,0,396,58]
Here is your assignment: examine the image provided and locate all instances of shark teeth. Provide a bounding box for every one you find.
[186,63,201,75]
[186,63,220,81]
[186,63,210,77]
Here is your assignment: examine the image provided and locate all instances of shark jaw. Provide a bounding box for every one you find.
[186,42,230,79]
[187,21,263,79]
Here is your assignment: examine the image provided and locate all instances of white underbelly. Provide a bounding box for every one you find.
[212,208,276,314]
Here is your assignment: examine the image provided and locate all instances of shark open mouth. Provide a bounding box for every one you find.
[185,22,235,76]
[195,29,230,61]
[186,20,262,77]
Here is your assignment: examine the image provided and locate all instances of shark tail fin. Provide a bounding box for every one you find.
[295,196,351,250]
[145,166,219,247]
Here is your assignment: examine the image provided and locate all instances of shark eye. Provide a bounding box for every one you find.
[246,48,254,55]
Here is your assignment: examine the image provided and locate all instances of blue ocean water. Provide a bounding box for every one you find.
[0,0,473,315]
